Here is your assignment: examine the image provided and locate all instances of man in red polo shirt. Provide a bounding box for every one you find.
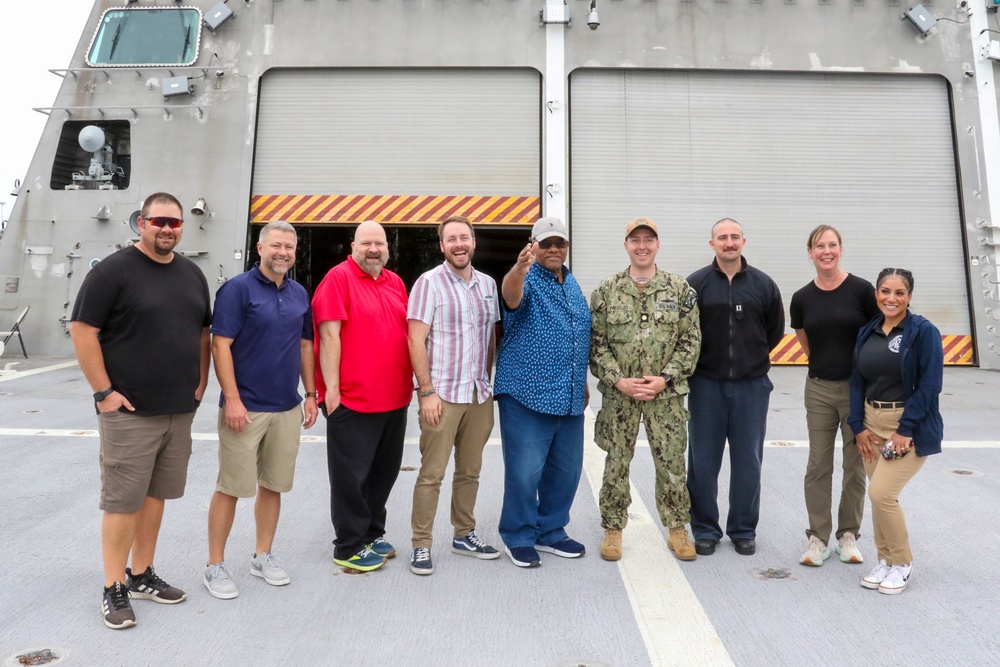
[313,220,413,571]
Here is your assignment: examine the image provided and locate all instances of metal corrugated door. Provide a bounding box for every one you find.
[252,68,541,225]
[570,70,971,361]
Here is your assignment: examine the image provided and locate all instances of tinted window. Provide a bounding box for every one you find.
[87,8,201,67]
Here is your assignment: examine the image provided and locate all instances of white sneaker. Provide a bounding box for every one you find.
[204,562,239,599]
[878,564,911,595]
[250,552,290,586]
[799,535,831,567]
[861,559,891,590]
[835,532,864,564]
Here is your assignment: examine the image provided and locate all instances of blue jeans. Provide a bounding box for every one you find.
[497,395,584,548]
[686,373,773,541]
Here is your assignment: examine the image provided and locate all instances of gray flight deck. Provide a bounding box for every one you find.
[1,357,998,666]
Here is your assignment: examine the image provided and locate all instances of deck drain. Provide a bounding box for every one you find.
[770,441,796,447]
[22,409,42,414]
[6,647,68,666]
[946,468,981,477]
[400,466,417,472]
[751,567,797,581]
[0,391,10,396]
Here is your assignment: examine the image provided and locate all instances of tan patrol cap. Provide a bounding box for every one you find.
[625,217,658,239]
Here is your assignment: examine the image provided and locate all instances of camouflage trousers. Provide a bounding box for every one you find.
[595,394,691,530]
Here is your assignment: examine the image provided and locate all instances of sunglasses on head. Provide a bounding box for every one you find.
[144,216,183,229]
[535,238,568,249]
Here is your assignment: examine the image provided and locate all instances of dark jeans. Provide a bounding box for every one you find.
[497,395,584,548]
[325,404,407,559]
[686,373,773,541]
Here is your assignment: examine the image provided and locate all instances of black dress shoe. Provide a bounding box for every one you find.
[694,539,718,556]
[733,538,756,556]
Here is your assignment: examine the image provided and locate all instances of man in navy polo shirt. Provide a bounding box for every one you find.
[203,221,318,599]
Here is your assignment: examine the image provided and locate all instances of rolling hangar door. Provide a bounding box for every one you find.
[569,70,974,365]
[250,68,542,295]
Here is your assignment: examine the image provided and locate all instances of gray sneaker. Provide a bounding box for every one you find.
[204,562,239,599]
[250,552,290,586]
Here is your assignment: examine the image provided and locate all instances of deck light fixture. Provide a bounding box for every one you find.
[204,2,235,32]
[902,4,937,36]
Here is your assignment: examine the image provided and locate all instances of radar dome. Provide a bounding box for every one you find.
[78,126,106,153]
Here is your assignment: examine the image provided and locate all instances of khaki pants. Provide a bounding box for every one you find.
[411,391,494,548]
[803,377,866,544]
[862,403,926,565]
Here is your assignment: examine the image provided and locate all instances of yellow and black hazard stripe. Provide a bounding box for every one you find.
[251,194,540,225]
[770,333,973,366]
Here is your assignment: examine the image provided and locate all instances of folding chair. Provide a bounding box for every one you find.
[0,306,29,358]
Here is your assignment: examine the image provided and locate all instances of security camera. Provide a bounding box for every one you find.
[587,1,600,31]
[215,69,225,78]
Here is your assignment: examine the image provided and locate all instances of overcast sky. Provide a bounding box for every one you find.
[0,2,96,222]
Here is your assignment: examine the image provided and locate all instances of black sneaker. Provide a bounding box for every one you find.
[102,582,136,629]
[126,565,188,604]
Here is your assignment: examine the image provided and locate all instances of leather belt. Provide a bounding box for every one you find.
[866,399,905,409]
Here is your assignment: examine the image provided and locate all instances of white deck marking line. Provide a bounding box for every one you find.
[581,407,734,667]
[0,429,997,450]
[0,360,79,382]
[0,430,505,446]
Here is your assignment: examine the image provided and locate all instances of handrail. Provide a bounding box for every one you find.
[49,67,229,80]
[33,105,206,120]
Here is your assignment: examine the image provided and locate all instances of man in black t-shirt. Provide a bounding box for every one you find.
[70,192,211,630]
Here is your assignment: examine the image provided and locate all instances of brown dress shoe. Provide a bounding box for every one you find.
[600,529,622,561]
[667,526,697,561]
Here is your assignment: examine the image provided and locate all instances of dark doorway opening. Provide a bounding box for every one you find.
[247,224,531,297]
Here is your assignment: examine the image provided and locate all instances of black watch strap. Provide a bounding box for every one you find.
[94,387,114,402]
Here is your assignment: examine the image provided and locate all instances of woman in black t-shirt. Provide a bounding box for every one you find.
[789,225,878,569]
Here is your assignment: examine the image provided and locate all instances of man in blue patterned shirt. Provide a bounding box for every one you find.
[494,217,592,568]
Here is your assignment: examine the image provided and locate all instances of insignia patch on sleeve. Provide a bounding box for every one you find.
[683,288,698,311]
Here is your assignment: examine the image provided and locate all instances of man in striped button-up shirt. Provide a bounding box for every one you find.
[406,215,502,576]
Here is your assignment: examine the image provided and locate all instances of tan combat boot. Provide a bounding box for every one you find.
[601,529,622,561]
[667,526,697,561]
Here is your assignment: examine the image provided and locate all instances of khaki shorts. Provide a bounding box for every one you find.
[216,406,302,497]
[98,411,196,514]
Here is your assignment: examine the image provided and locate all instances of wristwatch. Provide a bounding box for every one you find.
[94,387,114,402]
[660,373,673,387]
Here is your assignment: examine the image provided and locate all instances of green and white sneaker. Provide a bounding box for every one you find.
[334,546,385,572]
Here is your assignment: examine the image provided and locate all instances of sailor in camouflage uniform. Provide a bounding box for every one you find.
[589,218,701,562]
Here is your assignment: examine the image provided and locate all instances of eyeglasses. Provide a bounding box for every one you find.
[536,238,568,250]
[144,216,183,229]
[881,267,912,278]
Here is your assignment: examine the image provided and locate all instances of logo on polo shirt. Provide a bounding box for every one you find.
[888,335,902,354]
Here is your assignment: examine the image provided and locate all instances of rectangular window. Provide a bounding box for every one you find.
[86,8,201,67]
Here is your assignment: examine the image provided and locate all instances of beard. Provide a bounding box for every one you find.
[358,254,386,277]
[445,249,473,270]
